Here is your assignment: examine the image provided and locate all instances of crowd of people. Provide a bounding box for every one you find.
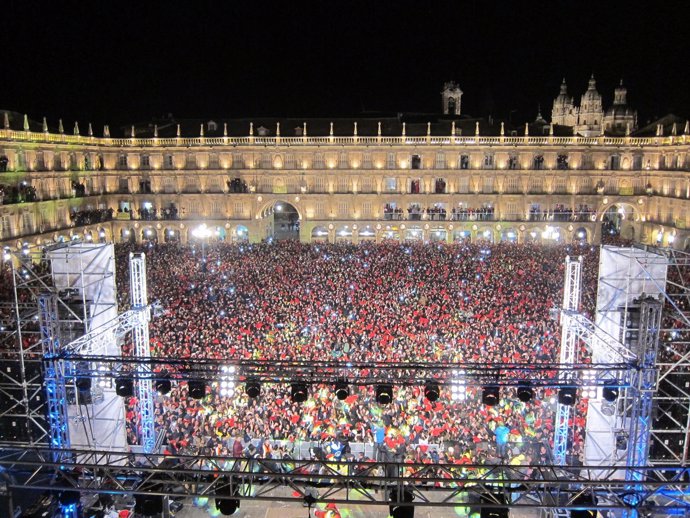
[70,207,114,226]
[114,240,601,468]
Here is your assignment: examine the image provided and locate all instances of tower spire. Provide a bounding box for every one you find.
[23,114,30,131]
[58,119,64,134]
[3,112,9,129]
[88,122,93,137]
[42,117,48,133]
[73,121,79,135]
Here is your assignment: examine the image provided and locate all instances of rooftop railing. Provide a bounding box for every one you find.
[0,129,683,148]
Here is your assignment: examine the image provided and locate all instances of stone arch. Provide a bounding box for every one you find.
[381,226,401,242]
[452,229,471,242]
[429,225,447,242]
[357,225,376,241]
[142,227,158,242]
[311,226,329,242]
[164,227,180,243]
[476,227,495,243]
[500,228,518,243]
[231,225,249,242]
[404,225,424,241]
[573,227,589,243]
[121,227,135,243]
[335,225,353,243]
[258,199,303,220]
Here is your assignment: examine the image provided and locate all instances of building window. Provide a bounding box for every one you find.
[533,155,544,170]
[141,155,151,169]
[315,202,325,218]
[337,177,350,193]
[362,202,372,218]
[164,155,174,169]
[434,178,446,194]
[457,176,469,193]
[508,155,518,170]
[313,177,327,193]
[483,154,494,168]
[435,152,446,169]
[411,155,422,170]
[384,177,397,192]
[118,154,127,168]
[557,154,569,170]
[482,177,494,193]
[387,153,396,169]
[460,155,470,170]
[338,202,349,218]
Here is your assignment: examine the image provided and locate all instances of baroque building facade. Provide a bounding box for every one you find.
[0,99,689,252]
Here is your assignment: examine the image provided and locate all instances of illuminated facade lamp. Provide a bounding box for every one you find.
[482,385,500,406]
[424,380,440,402]
[376,384,393,405]
[291,382,308,403]
[334,379,349,401]
[516,380,533,403]
[558,386,577,406]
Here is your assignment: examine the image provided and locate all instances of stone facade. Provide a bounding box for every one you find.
[1,123,689,251]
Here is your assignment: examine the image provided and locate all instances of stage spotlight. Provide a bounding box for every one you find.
[558,387,577,406]
[215,476,240,516]
[135,492,163,516]
[602,381,619,403]
[424,381,440,402]
[571,493,598,518]
[482,385,500,406]
[516,380,533,403]
[480,492,508,518]
[334,379,349,401]
[376,384,393,405]
[58,490,80,507]
[245,380,261,398]
[76,375,92,392]
[291,383,308,403]
[115,377,134,398]
[615,431,628,451]
[389,488,414,518]
[155,372,172,395]
[188,380,207,400]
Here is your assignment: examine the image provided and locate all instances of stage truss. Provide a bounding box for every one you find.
[1,243,690,515]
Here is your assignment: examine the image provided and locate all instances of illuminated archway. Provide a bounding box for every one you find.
[260,201,300,241]
[311,226,329,242]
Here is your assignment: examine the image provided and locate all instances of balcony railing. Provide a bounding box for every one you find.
[0,128,687,148]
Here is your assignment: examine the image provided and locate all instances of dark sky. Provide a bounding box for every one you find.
[2,1,689,131]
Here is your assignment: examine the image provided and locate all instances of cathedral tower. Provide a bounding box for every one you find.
[441,81,463,116]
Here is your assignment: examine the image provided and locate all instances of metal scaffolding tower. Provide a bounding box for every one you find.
[3,242,690,517]
[128,253,155,453]
[554,256,582,466]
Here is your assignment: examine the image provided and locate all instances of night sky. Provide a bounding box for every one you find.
[2,1,689,131]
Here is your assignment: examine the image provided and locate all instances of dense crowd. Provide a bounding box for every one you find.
[114,240,601,466]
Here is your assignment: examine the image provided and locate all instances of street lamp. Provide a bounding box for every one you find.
[192,223,213,266]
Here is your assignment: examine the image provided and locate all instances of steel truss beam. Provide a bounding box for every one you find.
[0,448,689,512]
[554,256,582,466]
[57,355,634,388]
